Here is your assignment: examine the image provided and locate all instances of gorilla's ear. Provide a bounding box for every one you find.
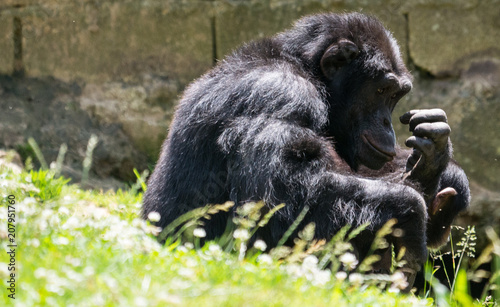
[320,39,359,78]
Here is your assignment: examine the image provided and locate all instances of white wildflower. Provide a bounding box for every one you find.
[134,297,149,307]
[193,228,206,238]
[302,255,319,269]
[46,274,67,295]
[170,277,192,290]
[58,206,70,215]
[140,237,160,253]
[34,268,47,279]
[257,254,273,265]
[92,207,109,220]
[176,246,188,253]
[48,214,61,227]
[26,238,39,248]
[233,228,250,240]
[239,202,258,216]
[312,269,331,286]
[35,269,67,295]
[65,256,82,267]
[0,263,10,278]
[185,257,198,268]
[178,268,195,279]
[145,225,162,236]
[18,197,37,216]
[208,243,222,253]
[147,211,161,222]
[63,267,84,283]
[238,242,247,261]
[339,252,358,270]
[335,271,348,281]
[207,244,223,259]
[184,242,194,250]
[41,209,54,220]
[83,266,95,277]
[46,284,65,296]
[390,271,409,290]
[37,219,48,232]
[54,236,70,245]
[90,293,106,306]
[119,237,135,250]
[253,240,267,251]
[348,273,364,286]
[102,275,118,288]
[62,216,80,230]
[286,263,302,277]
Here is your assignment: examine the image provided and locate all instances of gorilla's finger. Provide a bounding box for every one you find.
[405,136,434,156]
[413,122,451,141]
[408,109,447,132]
[400,110,421,124]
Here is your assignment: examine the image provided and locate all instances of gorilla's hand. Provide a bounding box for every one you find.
[400,109,452,185]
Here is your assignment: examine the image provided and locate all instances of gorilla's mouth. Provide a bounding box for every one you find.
[362,134,396,161]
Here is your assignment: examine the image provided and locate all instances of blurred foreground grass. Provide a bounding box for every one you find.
[0,154,488,306]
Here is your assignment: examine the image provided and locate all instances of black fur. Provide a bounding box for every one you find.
[143,13,469,281]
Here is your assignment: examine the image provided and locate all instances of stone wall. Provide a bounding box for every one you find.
[0,0,499,232]
[2,1,499,80]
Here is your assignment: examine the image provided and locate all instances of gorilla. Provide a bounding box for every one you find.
[143,12,470,287]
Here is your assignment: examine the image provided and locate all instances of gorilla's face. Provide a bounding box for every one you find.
[320,39,412,170]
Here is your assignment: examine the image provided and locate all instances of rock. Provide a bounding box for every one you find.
[79,74,177,160]
[10,1,213,85]
[0,74,147,184]
[0,149,23,174]
[408,4,500,77]
[0,14,13,74]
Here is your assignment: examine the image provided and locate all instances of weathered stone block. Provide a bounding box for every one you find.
[215,0,408,63]
[408,5,500,76]
[79,77,177,160]
[20,1,213,84]
[0,14,14,74]
[0,74,148,185]
[0,0,38,6]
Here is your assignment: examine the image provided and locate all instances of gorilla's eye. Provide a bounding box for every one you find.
[377,88,385,94]
[391,93,398,99]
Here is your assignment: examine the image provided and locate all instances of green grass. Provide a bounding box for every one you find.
[0,158,493,306]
